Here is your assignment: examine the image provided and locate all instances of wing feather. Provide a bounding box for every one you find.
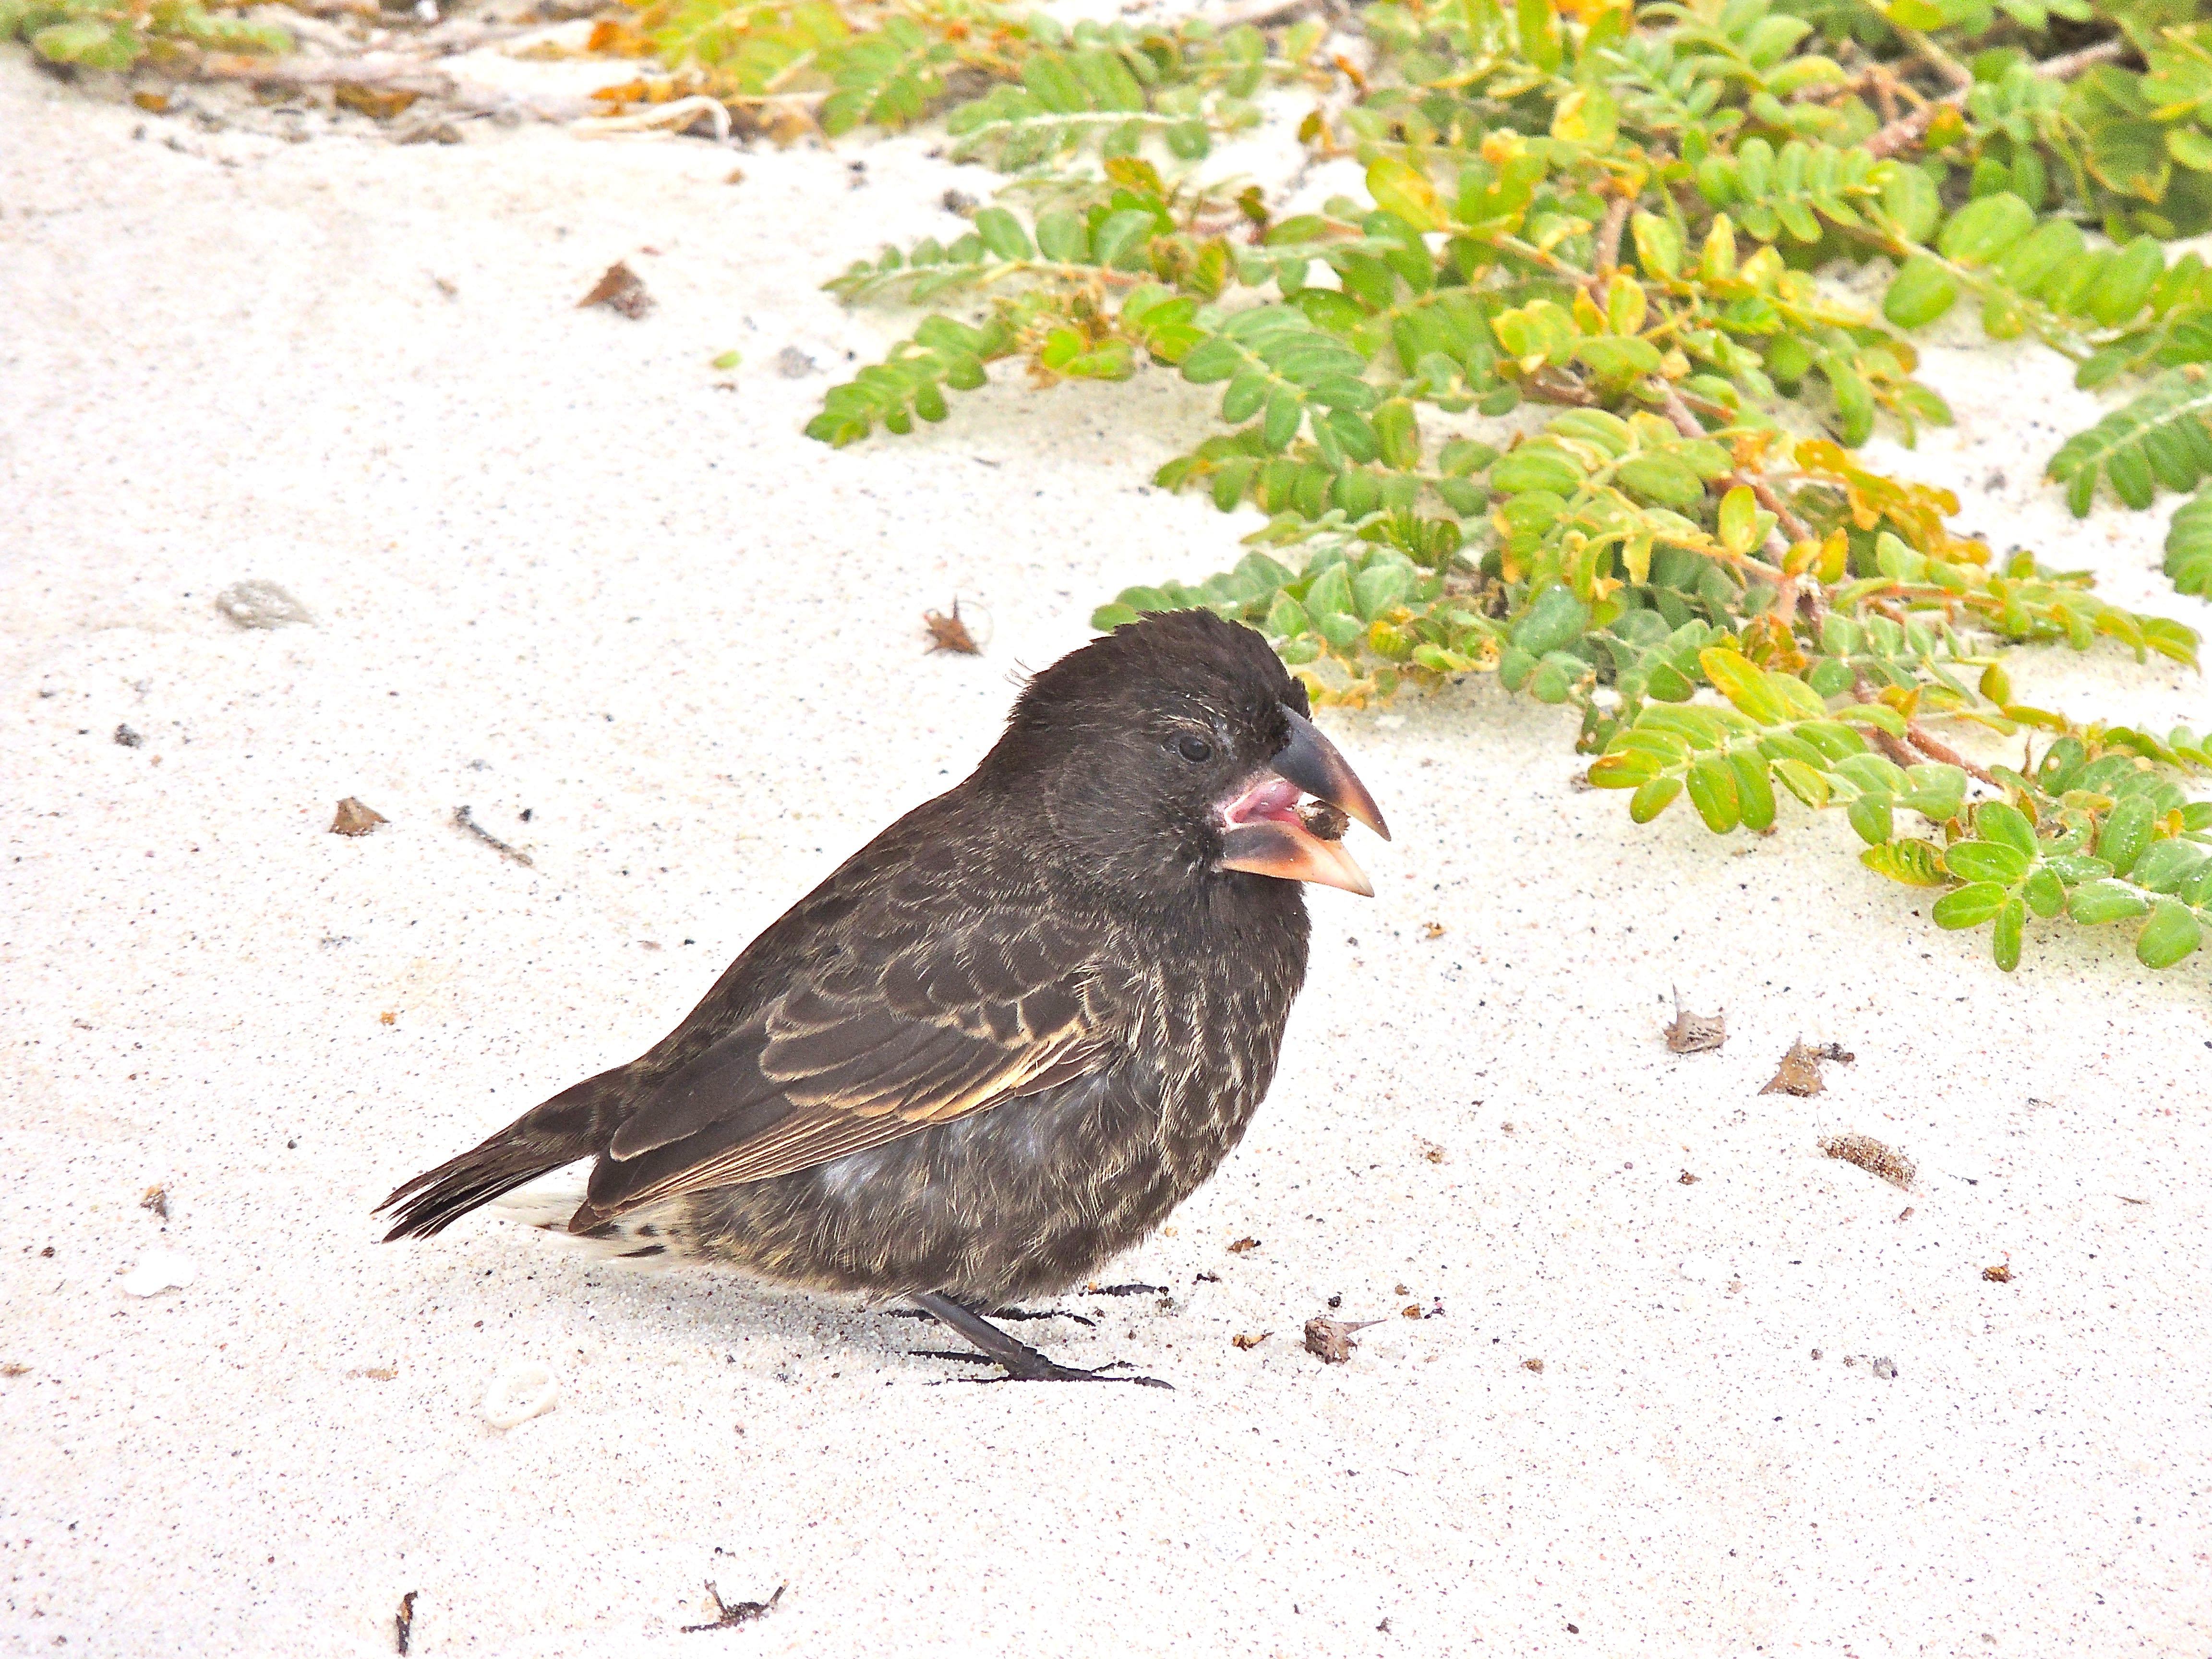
[577,900,1124,1225]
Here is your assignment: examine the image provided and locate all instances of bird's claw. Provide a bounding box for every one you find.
[910,1348,1171,1388]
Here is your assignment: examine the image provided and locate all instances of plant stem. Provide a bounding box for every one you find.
[1903,722,2001,788]
[1890,23,1975,93]
[1863,36,2127,160]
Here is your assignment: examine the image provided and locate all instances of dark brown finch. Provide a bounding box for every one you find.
[379,610,1388,1384]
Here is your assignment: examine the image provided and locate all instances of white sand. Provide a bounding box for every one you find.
[5,48,2212,1656]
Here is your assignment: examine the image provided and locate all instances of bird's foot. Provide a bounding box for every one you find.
[911,1348,1170,1388]
[906,1290,1171,1389]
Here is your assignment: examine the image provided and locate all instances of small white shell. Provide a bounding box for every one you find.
[120,1249,195,1298]
[481,1361,557,1429]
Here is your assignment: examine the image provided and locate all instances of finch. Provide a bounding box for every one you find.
[380,610,1387,1384]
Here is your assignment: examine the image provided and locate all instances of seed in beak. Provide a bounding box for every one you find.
[1297,800,1349,842]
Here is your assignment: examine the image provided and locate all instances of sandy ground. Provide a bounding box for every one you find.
[5,43,2212,1659]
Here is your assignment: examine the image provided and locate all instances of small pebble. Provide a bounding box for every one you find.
[481,1360,558,1428]
[216,579,313,629]
[120,1248,194,1297]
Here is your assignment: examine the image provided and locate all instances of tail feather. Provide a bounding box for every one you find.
[378,1066,632,1241]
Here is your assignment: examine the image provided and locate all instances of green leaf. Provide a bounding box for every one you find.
[2047,368,2212,517]
[2136,899,2203,967]
[1513,583,1590,655]
[1631,212,1682,280]
[1515,0,1560,72]
[1882,165,1943,244]
[2068,879,2151,924]
[1863,839,1948,886]
[1304,561,1354,619]
[1933,882,2009,928]
[2024,867,2067,917]
[1629,774,1682,823]
[1976,802,2038,859]
[1372,399,1420,470]
[1899,764,1966,822]
[1937,193,2034,265]
[1617,454,1706,507]
[2096,794,2155,876]
[1884,255,1959,329]
[31,16,140,64]
[1846,793,1894,846]
[1991,895,2025,971]
[1945,840,2032,885]
[1772,757,1831,808]
[1698,649,1788,723]
[1729,749,1777,832]
[1367,157,1445,232]
[1685,756,1741,832]
[973,208,1034,261]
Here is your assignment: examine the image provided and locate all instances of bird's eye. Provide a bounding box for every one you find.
[1175,733,1214,764]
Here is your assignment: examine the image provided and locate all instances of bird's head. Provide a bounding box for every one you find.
[985,610,1389,907]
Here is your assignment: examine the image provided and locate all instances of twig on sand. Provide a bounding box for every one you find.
[453,805,534,867]
[574,95,732,141]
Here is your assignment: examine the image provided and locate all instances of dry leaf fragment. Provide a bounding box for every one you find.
[334,82,420,119]
[1761,1036,1852,1096]
[0,1363,29,1377]
[379,1010,397,1026]
[1521,1357,1544,1373]
[1664,986,1725,1053]
[1982,1263,2013,1283]
[1303,1316,1378,1363]
[681,1582,784,1634]
[140,1184,168,1221]
[1226,1236,1260,1254]
[1232,1332,1271,1350]
[923,601,981,654]
[1415,1137,1448,1164]
[584,16,651,52]
[1677,1170,1699,1185]
[578,261,653,318]
[1400,1304,1422,1319]
[331,797,387,837]
[349,1365,399,1381]
[1421,921,1445,939]
[1819,1132,1915,1190]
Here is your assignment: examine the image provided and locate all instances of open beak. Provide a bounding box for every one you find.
[1215,707,1391,898]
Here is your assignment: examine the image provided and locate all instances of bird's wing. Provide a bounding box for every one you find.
[575,902,1126,1224]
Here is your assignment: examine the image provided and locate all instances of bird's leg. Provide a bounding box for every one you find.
[907,1291,1170,1388]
